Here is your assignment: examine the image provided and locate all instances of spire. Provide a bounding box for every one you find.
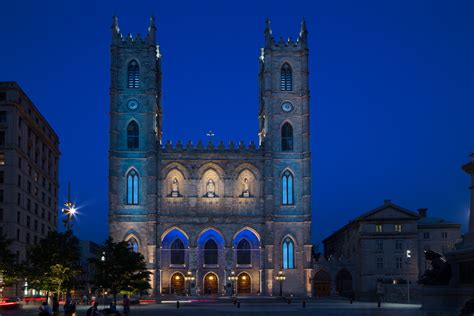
[147,16,157,44]
[264,18,273,48]
[298,17,308,47]
[111,16,121,43]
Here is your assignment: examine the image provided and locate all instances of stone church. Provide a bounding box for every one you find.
[108,16,313,296]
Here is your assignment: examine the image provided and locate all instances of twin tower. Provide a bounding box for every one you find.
[108,17,313,296]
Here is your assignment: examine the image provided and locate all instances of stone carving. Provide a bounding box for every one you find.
[205,179,216,197]
[241,178,251,197]
[418,250,452,285]
[171,178,180,197]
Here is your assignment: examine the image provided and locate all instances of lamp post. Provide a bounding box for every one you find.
[184,271,195,296]
[275,270,286,297]
[61,183,76,231]
[406,249,411,304]
[101,252,106,310]
[228,271,238,297]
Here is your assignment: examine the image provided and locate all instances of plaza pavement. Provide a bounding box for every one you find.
[1,298,422,316]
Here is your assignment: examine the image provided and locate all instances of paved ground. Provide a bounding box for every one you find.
[0,299,422,315]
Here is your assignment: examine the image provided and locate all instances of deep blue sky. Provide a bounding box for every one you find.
[1,0,473,244]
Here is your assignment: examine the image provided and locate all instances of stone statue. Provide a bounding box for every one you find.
[171,178,179,197]
[206,179,216,197]
[418,250,452,285]
[242,178,250,197]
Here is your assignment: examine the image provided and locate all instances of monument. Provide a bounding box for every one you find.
[420,153,474,315]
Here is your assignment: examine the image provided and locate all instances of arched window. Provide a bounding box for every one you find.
[280,63,292,91]
[204,239,218,265]
[170,239,185,265]
[127,169,139,205]
[128,237,139,253]
[282,170,294,205]
[282,237,294,269]
[281,123,293,151]
[237,239,251,265]
[127,121,139,150]
[127,60,140,88]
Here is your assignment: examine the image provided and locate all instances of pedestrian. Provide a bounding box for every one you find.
[39,301,52,316]
[123,294,130,315]
[63,298,74,316]
[82,295,88,305]
[52,295,59,316]
[87,301,100,316]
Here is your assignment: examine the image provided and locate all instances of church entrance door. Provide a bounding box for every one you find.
[204,272,218,295]
[170,272,185,295]
[237,272,251,294]
[313,270,330,297]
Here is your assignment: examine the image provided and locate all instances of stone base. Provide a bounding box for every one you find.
[420,286,474,315]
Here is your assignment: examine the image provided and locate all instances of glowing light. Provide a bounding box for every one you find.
[242,275,247,280]
[209,276,214,281]
[406,250,412,258]
[175,275,181,280]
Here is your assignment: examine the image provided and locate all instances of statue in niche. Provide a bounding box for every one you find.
[205,179,216,197]
[171,178,180,197]
[241,178,251,197]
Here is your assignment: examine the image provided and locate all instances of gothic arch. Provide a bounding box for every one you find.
[124,166,140,177]
[232,163,261,181]
[197,162,225,178]
[234,168,259,198]
[161,162,190,180]
[197,227,226,247]
[161,226,190,245]
[233,226,261,244]
[198,164,224,198]
[123,230,142,246]
[280,234,298,246]
[163,168,186,197]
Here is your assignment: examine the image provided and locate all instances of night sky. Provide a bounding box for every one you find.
[0,0,473,245]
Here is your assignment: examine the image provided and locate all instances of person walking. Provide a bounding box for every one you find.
[87,302,100,316]
[38,301,52,316]
[52,295,59,316]
[123,294,130,315]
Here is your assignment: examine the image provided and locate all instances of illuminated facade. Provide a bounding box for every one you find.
[108,17,313,296]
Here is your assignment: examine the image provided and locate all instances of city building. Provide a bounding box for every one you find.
[0,82,60,295]
[77,240,101,297]
[321,200,461,300]
[108,17,313,296]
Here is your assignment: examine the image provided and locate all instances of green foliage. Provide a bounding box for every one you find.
[90,238,151,303]
[26,230,82,297]
[0,235,21,292]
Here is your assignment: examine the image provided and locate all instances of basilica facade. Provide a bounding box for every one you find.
[108,17,313,296]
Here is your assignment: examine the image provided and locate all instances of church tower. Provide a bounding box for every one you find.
[259,19,313,295]
[108,16,161,291]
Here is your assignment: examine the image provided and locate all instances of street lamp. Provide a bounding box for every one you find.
[406,249,411,304]
[275,270,286,297]
[227,271,238,297]
[61,183,76,230]
[101,252,106,309]
[184,271,195,296]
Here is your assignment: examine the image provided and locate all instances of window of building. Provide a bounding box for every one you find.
[170,239,185,265]
[282,237,295,269]
[396,257,403,269]
[18,175,21,187]
[41,208,45,219]
[0,111,6,123]
[26,199,30,211]
[376,239,383,252]
[281,122,293,151]
[127,60,140,88]
[34,220,38,232]
[17,193,21,206]
[0,153,4,165]
[442,232,448,239]
[0,208,3,221]
[376,257,383,269]
[126,169,139,205]
[280,63,292,91]
[41,224,44,235]
[395,240,403,252]
[375,224,383,233]
[0,171,3,183]
[394,224,402,233]
[27,181,31,193]
[204,239,218,265]
[26,216,30,228]
[16,229,20,241]
[423,232,430,239]
[0,190,3,202]
[0,92,6,101]
[237,239,251,265]
[127,121,139,150]
[0,131,5,146]
[34,236,37,244]
[26,233,30,244]
[127,237,139,253]
[282,170,294,205]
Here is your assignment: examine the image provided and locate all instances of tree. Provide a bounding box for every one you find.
[26,230,82,299]
[90,238,151,305]
[0,235,21,296]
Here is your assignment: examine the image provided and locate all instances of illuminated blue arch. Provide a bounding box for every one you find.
[161,227,189,248]
[232,227,260,249]
[197,228,225,248]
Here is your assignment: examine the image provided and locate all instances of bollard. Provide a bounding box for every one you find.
[302,300,306,308]
[377,301,381,308]
[350,298,353,304]
[233,298,237,305]
[288,298,291,304]
[177,300,180,309]
[237,301,240,308]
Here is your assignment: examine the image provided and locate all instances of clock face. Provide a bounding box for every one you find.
[127,99,139,110]
[281,101,294,113]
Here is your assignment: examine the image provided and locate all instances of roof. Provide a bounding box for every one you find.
[418,216,461,228]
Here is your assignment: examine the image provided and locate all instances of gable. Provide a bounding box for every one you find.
[359,203,419,222]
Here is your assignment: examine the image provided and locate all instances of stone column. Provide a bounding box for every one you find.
[462,153,474,246]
